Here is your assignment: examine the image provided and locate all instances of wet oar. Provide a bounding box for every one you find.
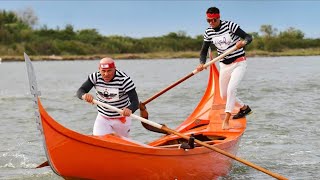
[35,161,49,168]
[94,99,288,180]
[139,46,238,120]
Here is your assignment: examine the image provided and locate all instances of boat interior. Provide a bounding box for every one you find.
[156,133,226,149]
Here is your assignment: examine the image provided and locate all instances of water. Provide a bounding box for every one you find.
[0,56,319,179]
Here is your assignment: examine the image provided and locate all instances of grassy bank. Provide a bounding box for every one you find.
[1,48,320,62]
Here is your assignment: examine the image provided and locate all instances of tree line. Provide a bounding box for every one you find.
[1,9,319,56]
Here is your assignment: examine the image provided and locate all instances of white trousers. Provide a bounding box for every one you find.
[93,113,131,137]
[219,61,247,113]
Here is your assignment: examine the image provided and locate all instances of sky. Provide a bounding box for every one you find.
[1,0,319,38]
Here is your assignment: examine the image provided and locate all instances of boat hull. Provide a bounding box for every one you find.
[39,99,242,180]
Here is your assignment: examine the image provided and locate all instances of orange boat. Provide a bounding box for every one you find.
[25,53,246,179]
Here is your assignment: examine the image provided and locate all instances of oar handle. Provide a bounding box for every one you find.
[142,46,238,105]
[192,45,238,74]
[142,73,194,105]
[92,99,162,129]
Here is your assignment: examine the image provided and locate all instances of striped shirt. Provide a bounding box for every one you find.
[204,20,245,63]
[88,69,136,117]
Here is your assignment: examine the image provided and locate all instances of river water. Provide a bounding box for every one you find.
[0,56,319,179]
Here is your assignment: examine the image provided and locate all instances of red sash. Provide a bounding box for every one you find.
[233,56,246,63]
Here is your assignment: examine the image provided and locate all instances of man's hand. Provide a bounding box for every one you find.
[82,93,94,104]
[196,63,205,72]
[122,107,132,116]
[236,40,247,49]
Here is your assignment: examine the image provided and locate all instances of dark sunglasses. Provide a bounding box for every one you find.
[207,18,218,23]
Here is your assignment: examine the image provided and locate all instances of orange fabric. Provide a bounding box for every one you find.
[100,114,127,123]
[233,56,246,63]
[108,116,126,123]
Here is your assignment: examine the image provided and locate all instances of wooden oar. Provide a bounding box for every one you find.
[95,99,288,180]
[139,45,238,120]
[35,161,49,168]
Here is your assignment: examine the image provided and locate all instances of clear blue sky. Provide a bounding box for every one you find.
[1,1,319,38]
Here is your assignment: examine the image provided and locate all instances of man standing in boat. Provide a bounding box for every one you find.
[77,57,139,137]
[197,7,253,130]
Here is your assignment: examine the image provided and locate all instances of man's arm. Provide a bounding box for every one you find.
[126,89,139,113]
[235,27,253,45]
[199,41,211,64]
[76,78,94,99]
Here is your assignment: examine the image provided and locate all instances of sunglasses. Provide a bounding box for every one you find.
[206,18,218,23]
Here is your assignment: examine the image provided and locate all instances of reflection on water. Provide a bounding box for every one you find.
[0,56,319,179]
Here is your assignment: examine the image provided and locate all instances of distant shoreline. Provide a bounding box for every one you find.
[1,48,320,62]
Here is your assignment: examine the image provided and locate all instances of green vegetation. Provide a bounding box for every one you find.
[1,9,320,61]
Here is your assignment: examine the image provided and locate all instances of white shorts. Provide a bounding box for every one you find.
[93,113,131,137]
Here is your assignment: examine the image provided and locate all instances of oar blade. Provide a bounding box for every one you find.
[139,102,148,119]
[35,161,49,168]
[139,103,166,134]
[24,53,41,97]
